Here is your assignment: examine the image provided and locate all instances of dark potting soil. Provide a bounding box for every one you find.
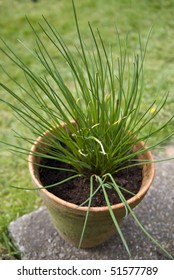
[39,157,142,207]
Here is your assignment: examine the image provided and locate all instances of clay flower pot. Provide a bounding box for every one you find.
[28,124,155,248]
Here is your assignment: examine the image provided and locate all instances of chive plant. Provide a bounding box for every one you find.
[0,0,173,259]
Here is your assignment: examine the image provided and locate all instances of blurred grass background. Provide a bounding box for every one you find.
[1,0,174,258]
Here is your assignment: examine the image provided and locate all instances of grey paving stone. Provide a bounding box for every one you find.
[8,151,174,260]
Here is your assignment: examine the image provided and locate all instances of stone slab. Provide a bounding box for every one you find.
[8,155,174,260]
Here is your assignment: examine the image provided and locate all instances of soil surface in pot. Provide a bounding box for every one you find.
[39,157,142,207]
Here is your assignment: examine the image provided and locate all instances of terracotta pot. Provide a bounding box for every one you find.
[28,123,155,248]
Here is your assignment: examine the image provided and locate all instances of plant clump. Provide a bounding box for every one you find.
[0,0,173,260]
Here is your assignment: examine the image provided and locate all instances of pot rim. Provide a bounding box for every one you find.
[28,123,155,213]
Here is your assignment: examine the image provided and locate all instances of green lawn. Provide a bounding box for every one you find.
[1,0,174,259]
